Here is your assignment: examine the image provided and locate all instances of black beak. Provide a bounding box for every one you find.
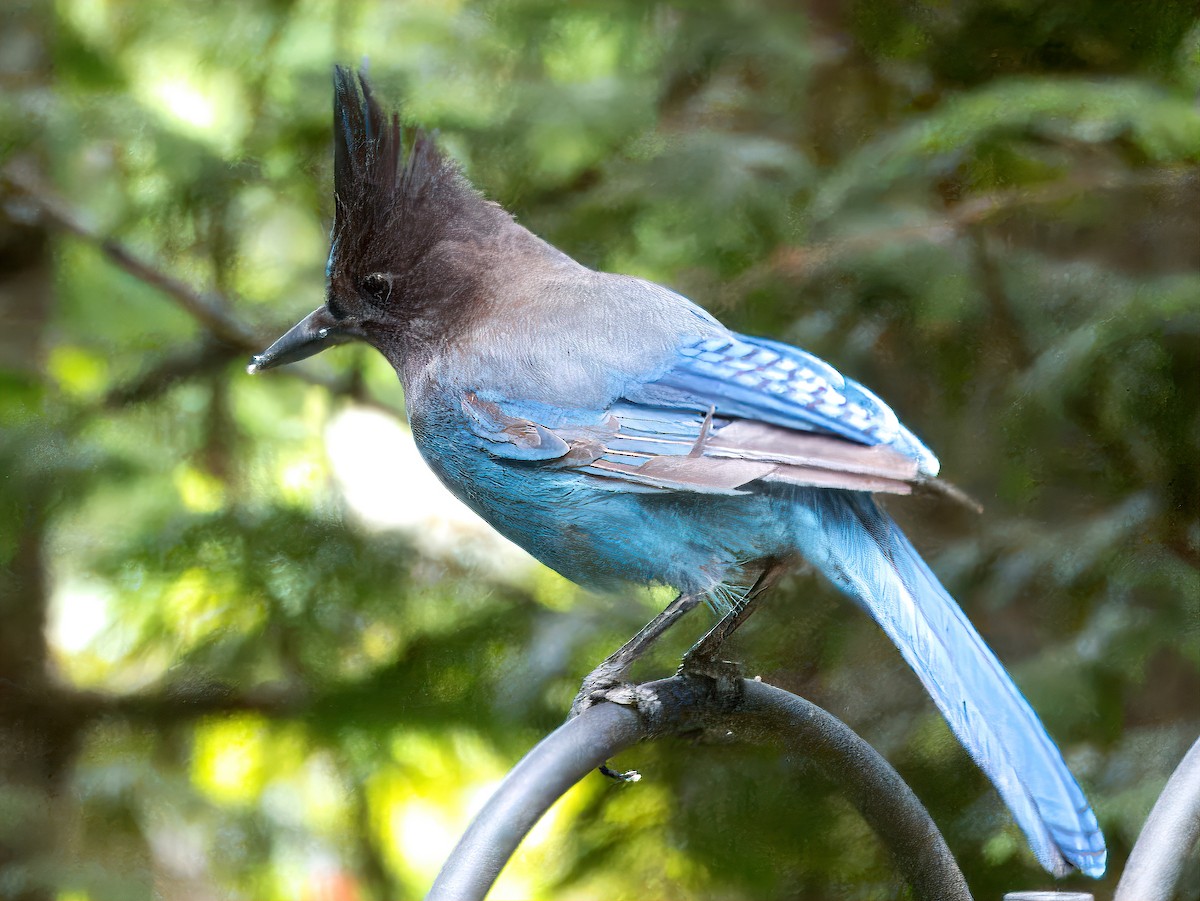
[247,306,353,373]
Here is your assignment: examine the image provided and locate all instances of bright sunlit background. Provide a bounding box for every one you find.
[2,1,1198,899]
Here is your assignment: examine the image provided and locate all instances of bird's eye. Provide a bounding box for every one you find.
[359,272,392,305]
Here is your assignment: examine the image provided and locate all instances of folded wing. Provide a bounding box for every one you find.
[464,332,935,497]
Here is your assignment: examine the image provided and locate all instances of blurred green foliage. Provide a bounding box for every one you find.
[1,1,1198,899]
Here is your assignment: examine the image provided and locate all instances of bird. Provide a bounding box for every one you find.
[249,67,1106,879]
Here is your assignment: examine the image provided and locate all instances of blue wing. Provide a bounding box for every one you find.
[626,333,940,477]
[463,332,938,497]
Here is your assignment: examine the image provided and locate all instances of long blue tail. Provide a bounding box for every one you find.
[807,492,1106,877]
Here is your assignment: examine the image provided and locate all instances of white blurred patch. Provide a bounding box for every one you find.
[49,579,111,653]
[152,78,217,130]
[323,406,535,576]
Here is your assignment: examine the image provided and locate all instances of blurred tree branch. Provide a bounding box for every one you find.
[0,679,306,733]
[0,162,402,417]
[99,338,245,408]
[744,168,1194,292]
[1,163,254,348]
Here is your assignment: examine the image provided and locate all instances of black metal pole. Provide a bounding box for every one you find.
[1115,735,1200,901]
[426,699,645,901]
[427,674,971,901]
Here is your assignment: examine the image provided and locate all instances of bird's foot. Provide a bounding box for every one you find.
[569,661,657,783]
[569,658,651,720]
[676,649,744,683]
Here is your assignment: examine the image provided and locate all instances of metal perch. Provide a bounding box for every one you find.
[1115,735,1200,901]
[426,673,972,901]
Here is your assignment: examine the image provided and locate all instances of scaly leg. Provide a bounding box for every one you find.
[570,590,703,719]
[680,556,795,672]
[575,562,793,782]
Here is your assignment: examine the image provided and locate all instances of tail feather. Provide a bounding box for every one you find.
[809,492,1106,877]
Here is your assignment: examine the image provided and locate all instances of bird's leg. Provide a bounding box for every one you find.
[679,557,794,674]
[569,590,703,720]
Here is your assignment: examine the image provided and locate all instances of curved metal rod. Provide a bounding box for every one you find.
[426,699,646,901]
[426,674,971,901]
[1115,735,1200,901]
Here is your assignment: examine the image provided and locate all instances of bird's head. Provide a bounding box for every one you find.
[249,67,510,375]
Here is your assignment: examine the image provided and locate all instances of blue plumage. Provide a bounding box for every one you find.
[636,332,941,473]
[815,493,1106,877]
[250,67,1106,879]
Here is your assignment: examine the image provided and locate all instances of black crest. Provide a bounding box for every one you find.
[329,67,499,286]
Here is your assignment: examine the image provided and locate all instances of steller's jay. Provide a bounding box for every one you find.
[250,68,1105,878]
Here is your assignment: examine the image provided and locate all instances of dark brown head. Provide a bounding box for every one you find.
[249,67,512,374]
